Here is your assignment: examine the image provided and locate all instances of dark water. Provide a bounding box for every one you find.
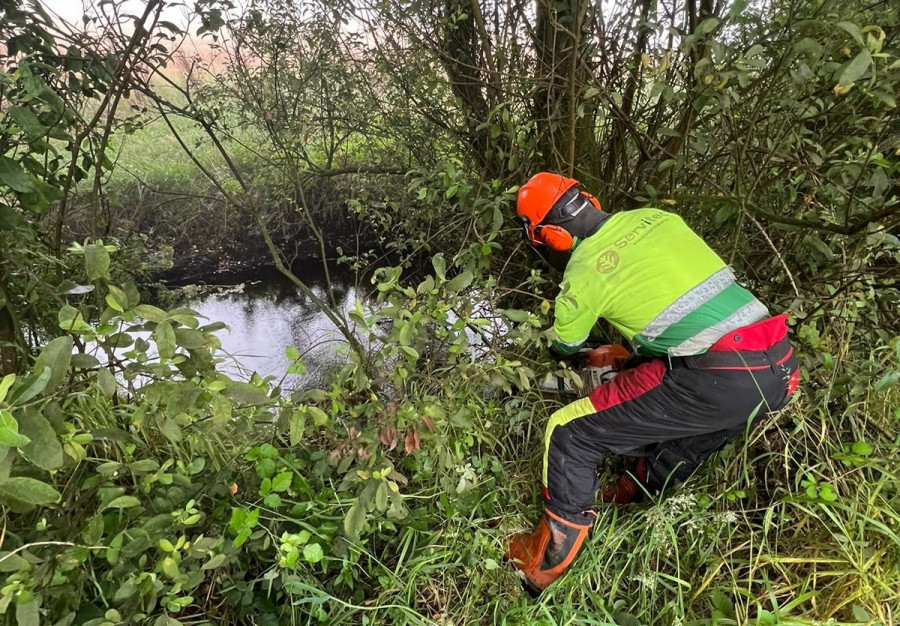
[182,265,372,390]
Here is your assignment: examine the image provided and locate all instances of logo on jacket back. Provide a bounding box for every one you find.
[614,210,667,249]
[596,250,620,274]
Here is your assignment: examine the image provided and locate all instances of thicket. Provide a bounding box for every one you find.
[0,0,898,623]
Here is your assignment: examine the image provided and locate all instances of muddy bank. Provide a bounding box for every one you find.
[67,177,384,285]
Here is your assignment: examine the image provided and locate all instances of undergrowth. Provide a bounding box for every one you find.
[0,240,897,625]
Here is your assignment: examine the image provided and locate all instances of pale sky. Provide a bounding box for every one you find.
[40,0,196,29]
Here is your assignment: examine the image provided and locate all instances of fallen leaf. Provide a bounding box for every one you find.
[404,429,420,455]
[421,416,435,431]
[379,426,398,451]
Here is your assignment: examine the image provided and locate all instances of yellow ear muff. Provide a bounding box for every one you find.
[536,225,575,251]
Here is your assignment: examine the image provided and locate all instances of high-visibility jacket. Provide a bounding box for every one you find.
[553,208,768,356]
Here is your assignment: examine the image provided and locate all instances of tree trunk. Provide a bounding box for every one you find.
[441,0,503,178]
[0,279,23,376]
[533,0,599,184]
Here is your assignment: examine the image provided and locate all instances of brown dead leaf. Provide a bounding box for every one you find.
[404,429,420,455]
[421,416,435,431]
[379,426,398,451]
[327,447,343,462]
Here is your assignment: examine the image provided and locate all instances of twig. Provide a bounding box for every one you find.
[745,211,800,297]
[0,541,106,565]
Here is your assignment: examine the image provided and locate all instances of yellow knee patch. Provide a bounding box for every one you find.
[542,397,596,485]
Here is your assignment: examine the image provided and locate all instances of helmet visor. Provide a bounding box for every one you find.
[545,187,592,227]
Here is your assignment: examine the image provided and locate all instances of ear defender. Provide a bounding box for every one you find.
[535,224,575,251]
[581,191,602,211]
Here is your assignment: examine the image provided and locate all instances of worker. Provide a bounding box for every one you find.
[506,172,800,594]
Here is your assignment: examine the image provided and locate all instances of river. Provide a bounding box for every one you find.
[179,265,372,390]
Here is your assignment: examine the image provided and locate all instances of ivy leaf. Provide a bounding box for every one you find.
[0,477,61,505]
[159,419,183,443]
[0,156,33,193]
[873,371,899,391]
[106,285,128,312]
[697,17,720,35]
[56,281,94,295]
[82,515,104,545]
[175,329,208,349]
[84,243,111,281]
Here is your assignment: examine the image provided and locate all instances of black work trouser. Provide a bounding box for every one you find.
[541,339,798,523]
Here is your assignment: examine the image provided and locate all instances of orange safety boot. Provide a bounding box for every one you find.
[599,474,638,505]
[505,509,593,594]
[601,457,647,506]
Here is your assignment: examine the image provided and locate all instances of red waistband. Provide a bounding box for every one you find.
[708,314,789,352]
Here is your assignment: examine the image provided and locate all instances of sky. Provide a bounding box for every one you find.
[41,0,196,29]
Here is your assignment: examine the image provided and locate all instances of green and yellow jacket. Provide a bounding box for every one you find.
[553,208,768,357]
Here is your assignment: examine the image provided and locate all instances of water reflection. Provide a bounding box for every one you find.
[182,265,369,390]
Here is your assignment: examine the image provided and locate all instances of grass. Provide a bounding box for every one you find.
[105,106,257,194]
[316,368,900,625]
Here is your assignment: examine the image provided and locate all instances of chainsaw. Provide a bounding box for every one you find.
[538,344,631,397]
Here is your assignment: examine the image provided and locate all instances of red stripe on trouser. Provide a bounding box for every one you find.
[589,359,666,412]
[788,370,800,395]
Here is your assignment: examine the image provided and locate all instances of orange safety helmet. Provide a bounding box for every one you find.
[516,172,602,251]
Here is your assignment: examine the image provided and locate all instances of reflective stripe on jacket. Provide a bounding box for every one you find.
[553,208,767,356]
